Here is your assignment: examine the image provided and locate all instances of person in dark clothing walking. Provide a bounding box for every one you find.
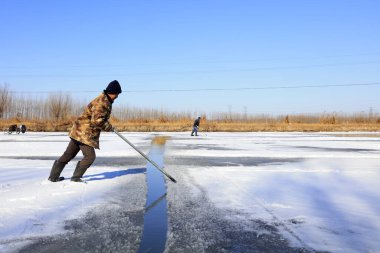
[191,117,201,136]
[48,80,122,182]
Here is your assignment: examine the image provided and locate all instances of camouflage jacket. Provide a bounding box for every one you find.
[69,92,113,149]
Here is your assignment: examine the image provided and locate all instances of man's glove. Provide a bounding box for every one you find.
[104,123,113,132]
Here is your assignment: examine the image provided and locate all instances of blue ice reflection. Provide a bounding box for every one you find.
[138,145,167,253]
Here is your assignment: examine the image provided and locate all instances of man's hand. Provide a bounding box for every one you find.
[104,123,113,132]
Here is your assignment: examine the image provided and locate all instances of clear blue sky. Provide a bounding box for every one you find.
[1,0,379,115]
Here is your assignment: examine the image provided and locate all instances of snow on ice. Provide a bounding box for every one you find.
[1,132,380,252]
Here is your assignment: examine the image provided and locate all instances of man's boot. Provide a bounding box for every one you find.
[71,161,88,182]
[48,160,66,182]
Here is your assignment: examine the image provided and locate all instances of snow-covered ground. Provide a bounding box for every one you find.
[165,132,380,253]
[0,132,150,252]
[1,132,380,252]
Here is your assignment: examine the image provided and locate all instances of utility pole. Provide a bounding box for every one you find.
[369,107,373,119]
[228,105,232,121]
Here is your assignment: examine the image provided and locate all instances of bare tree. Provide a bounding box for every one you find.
[0,84,11,119]
[47,92,73,121]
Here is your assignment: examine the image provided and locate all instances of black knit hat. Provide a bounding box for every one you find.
[105,80,122,94]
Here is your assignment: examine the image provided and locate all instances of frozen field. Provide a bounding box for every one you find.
[1,132,380,252]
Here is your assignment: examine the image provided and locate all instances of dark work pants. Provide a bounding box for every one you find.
[58,138,96,170]
[191,126,198,136]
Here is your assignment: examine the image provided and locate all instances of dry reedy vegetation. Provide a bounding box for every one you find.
[0,118,74,132]
[1,85,379,132]
[2,115,380,132]
[151,136,170,145]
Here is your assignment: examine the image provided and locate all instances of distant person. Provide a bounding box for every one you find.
[20,124,27,133]
[48,80,122,182]
[7,124,17,134]
[191,117,201,136]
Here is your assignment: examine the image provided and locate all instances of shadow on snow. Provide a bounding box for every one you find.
[83,167,146,182]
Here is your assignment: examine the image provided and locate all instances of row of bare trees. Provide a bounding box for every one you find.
[0,87,248,122]
[0,85,78,120]
[0,84,200,121]
[112,105,197,122]
[1,84,379,123]
[0,84,11,118]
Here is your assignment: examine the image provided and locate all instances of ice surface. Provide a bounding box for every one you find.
[164,132,380,253]
[1,132,380,252]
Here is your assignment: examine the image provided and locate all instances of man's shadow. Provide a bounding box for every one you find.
[83,167,146,182]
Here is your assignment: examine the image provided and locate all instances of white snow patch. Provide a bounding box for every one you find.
[167,132,380,253]
[1,132,380,253]
[0,132,151,251]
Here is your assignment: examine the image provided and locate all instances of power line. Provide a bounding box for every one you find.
[9,82,380,94]
[125,82,380,93]
[1,61,380,77]
[1,52,380,69]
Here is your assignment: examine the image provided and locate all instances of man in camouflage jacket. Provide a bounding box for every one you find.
[48,80,122,182]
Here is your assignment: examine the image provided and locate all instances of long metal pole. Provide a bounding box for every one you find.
[114,129,177,183]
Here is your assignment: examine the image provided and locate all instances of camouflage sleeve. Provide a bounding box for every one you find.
[90,104,113,131]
